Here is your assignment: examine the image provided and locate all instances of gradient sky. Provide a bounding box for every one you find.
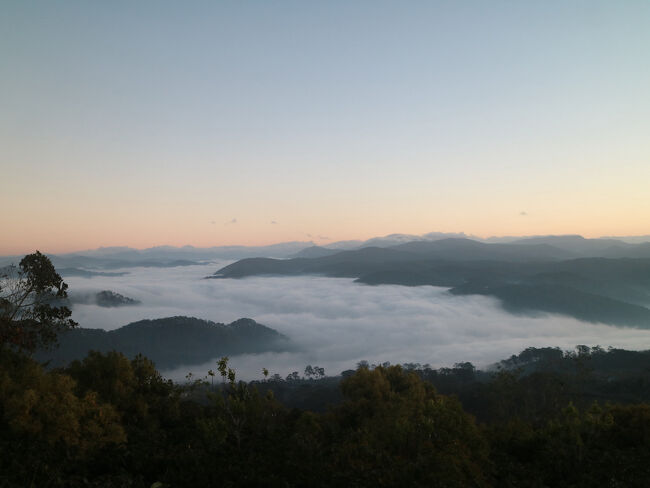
[1,1,649,254]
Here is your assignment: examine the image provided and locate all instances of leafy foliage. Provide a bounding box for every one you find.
[2,347,650,487]
[0,251,77,352]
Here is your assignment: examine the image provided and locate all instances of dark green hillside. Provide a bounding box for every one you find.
[450,283,650,328]
[211,247,415,279]
[36,316,291,369]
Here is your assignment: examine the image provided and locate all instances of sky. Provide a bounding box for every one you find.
[1,1,649,255]
[62,263,650,380]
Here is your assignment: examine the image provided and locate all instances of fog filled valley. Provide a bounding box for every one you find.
[48,257,650,381]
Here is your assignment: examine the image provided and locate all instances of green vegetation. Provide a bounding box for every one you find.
[2,346,650,487]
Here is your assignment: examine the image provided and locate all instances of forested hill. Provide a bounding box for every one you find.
[36,316,291,369]
[211,240,650,328]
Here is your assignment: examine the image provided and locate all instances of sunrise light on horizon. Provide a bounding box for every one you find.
[2,1,649,255]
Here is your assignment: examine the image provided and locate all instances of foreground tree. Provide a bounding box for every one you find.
[0,251,77,352]
[309,365,491,487]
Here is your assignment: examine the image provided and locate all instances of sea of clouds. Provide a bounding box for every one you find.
[64,262,650,381]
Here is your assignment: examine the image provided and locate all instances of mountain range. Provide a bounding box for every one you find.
[2,233,650,272]
[211,238,650,329]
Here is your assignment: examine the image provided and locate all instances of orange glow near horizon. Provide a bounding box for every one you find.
[3,216,650,256]
[2,2,649,256]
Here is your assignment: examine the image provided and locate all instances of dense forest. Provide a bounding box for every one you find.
[2,346,650,487]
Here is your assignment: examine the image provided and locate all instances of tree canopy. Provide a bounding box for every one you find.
[0,251,77,352]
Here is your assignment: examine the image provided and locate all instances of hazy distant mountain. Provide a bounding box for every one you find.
[49,256,203,270]
[214,238,575,280]
[325,232,477,250]
[309,232,650,257]
[323,239,364,250]
[359,232,473,248]
[36,316,291,369]
[4,233,649,270]
[599,235,650,244]
[291,246,343,258]
[213,240,650,328]
[511,235,631,256]
[58,268,130,278]
[0,242,314,271]
[390,238,574,261]
[601,243,650,259]
[249,236,650,279]
[61,241,313,262]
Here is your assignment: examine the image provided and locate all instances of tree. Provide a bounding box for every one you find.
[0,251,77,352]
[304,365,315,378]
[327,365,491,487]
[305,365,326,380]
[286,371,300,381]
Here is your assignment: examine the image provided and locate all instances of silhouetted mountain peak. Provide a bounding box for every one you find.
[292,246,341,259]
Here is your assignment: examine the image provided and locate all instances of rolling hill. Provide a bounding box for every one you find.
[36,316,292,369]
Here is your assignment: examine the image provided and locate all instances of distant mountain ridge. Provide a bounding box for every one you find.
[211,240,650,329]
[213,238,578,280]
[291,246,342,259]
[2,233,649,269]
[36,316,292,369]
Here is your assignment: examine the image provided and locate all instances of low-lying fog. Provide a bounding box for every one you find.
[65,262,650,381]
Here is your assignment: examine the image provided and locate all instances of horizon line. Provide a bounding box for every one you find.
[4,231,650,257]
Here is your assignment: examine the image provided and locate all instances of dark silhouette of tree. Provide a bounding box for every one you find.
[0,251,77,352]
[286,371,300,381]
[304,364,315,378]
[304,365,326,379]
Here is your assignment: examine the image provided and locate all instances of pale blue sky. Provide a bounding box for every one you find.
[1,1,649,253]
